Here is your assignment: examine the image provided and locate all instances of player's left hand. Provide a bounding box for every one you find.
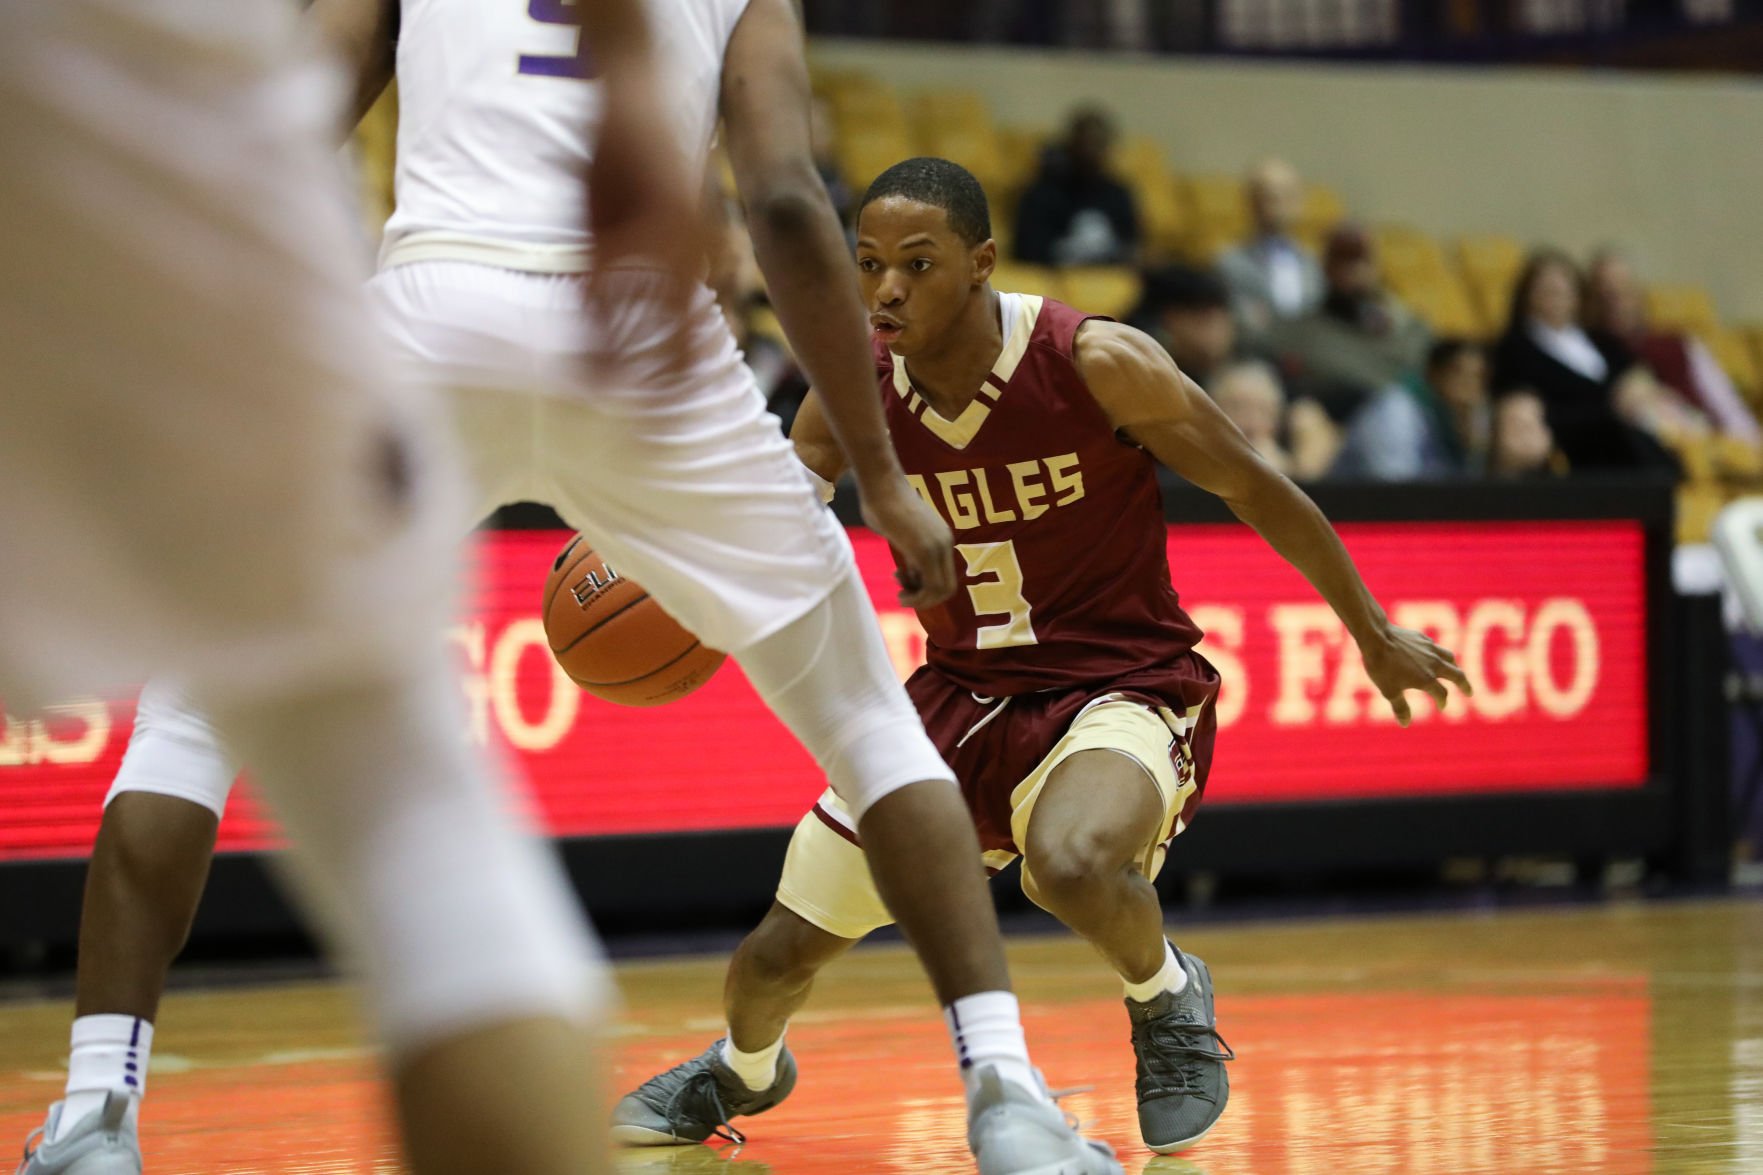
[1358,625,1474,727]
[860,476,957,609]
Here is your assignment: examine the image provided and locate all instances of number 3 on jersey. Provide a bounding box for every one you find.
[957,541,1038,649]
[518,0,594,79]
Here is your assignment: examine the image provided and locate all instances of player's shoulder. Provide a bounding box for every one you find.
[1068,317,1167,384]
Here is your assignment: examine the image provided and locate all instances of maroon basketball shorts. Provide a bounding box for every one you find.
[776,653,1220,941]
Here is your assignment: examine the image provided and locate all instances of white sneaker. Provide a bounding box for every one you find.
[967,1066,1122,1175]
[16,1094,140,1175]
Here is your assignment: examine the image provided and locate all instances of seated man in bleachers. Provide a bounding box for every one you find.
[1268,224,1431,422]
[1126,265,1238,390]
[1216,158,1324,341]
[1330,339,1492,481]
[1012,105,1140,267]
[1211,360,1342,483]
[1585,248,1758,445]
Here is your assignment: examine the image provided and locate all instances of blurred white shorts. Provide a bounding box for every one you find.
[0,0,465,710]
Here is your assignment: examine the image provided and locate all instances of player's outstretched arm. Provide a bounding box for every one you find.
[1075,321,1473,726]
[720,0,954,608]
[305,0,398,126]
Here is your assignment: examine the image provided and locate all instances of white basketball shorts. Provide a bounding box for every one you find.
[367,260,852,655]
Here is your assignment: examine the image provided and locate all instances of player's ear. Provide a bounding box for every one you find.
[973,237,996,288]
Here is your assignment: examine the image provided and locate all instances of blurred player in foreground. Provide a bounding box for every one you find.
[0,0,734,1172]
[617,159,1473,1155]
[12,2,1119,1172]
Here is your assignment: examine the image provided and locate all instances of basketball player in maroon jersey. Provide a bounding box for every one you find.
[615,157,1472,1155]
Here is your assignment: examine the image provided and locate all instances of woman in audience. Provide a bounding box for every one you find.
[1491,250,1677,473]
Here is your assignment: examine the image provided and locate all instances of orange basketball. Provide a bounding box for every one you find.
[541,534,725,706]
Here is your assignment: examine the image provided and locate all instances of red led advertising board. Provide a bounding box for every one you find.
[0,520,1648,861]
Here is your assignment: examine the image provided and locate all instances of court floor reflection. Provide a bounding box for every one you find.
[0,898,1754,1173]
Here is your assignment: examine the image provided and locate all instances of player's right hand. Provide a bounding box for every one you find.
[860,478,957,609]
[1359,625,1474,727]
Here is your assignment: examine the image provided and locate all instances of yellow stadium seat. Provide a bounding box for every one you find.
[1677,485,1725,544]
[1647,284,1721,336]
[1184,175,1249,244]
[1137,179,1193,261]
[1373,224,1452,283]
[1456,235,1525,334]
[914,89,993,134]
[1706,327,1761,396]
[914,92,1009,197]
[1672,435,1718,484]
[836,127,917,193]
[1714,434,1763,480]
[989,261,1063,300]
[1388,271,1484,339]
[1060,267,1144,319]
[1181,224,1240,265]
[1113,136,1174,193]
[1739,325,1763,392]
[826,79,913,151]
[1299,185,1348,236]
[995,127,1047,199]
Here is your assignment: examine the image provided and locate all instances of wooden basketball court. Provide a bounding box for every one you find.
[3,898,1758,1173]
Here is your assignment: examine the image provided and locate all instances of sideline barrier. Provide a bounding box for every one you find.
[0,479,1723,951]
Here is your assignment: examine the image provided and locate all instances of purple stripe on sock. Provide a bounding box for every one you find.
[124,1076,138,1088]
[948,1004,972,1069]
[129,1019,141,1047]
[125,1063,137,1073]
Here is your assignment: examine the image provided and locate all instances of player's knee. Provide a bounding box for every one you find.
[1023,833,1123,910]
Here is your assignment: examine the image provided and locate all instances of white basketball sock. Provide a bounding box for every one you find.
[720,1032,784,1092]
[55,1015,149,1141]
[1123,940,1189,1003]
[944,991,1045,1104]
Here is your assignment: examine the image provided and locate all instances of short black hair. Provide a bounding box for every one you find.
[1426,337,1482,374]
[1134,265,1229,316]
[858,157,992,247]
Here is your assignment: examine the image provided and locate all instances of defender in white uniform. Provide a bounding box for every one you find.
[1,1,655,1173]
[18,0,1122,1170]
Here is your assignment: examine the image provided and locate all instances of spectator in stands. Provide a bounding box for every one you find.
[1012,105,1140,267]
[1331,338,1493,481]
[1127,265,1238,389]
[1211,360,1341,482]
[1585,248,1758,444]
[1267,224,1431,421]
[1216,158,1324,340]
[1491,249,1679,473]
[1487,392,1562,479]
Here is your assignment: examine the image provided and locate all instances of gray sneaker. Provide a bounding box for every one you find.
[1127,948,1234,1154]
[967,1066,1123,1175]
[16,1094,140,1175]
[611,1040,796,1147]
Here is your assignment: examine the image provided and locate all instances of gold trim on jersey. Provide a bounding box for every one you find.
[892,294,1043,450]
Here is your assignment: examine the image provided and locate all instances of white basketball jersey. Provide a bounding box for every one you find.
[380,0,749,272]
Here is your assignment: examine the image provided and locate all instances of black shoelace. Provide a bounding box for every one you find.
[631,1062,748,1145]
[1135,1019,1236,1103]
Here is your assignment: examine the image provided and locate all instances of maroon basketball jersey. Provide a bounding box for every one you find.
[878,293,1203,696]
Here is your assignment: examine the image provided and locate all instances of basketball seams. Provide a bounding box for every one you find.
[565,638,707,689]
[551,590,652,657]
